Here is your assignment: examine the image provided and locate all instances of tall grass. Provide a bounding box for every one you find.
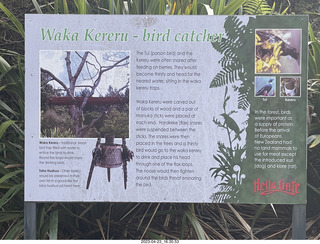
[0,1,25,239]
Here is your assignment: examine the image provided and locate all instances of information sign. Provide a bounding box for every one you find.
[25,15,308,203]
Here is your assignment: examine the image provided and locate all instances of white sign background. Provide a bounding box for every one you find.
[25,14,306,203]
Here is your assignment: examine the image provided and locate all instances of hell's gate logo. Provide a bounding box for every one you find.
[254,178,300,196]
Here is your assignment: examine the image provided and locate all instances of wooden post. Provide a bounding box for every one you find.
[292,204,306,240]
[24,202,37,240]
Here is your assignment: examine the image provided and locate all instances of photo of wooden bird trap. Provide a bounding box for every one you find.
[86,135,133,190]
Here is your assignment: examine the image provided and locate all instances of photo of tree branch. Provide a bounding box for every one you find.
[40,50,130,138]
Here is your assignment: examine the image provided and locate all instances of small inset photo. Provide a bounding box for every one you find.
[255,76,276,97]
[255,29,301,74]
[280,77,301,97]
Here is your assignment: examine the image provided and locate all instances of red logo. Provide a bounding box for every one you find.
[254,178,300,196]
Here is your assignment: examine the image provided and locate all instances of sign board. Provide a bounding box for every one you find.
[25,15,308,203]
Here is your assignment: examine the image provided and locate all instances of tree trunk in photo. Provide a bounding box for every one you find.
[71,106,84,137]
[65,51,89,137]
[41,51,129,138]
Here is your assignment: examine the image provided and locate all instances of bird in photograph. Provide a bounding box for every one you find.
[283,78,299,96]
[256,79,274,96]
[256,31,300,63]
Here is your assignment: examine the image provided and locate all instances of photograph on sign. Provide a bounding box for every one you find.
[40,50,130,138]
[280,77,301,97]
[255,29,301,74]
[255,77,276,97]
[25,15,308,204]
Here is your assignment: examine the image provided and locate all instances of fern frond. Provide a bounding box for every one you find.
[237,80,252,110]
[219,56,233,68]
[210,62,243,88]
[210,70,228,87]
[238,92,250,110]
[243,0,272,15]
[211,16,254,109]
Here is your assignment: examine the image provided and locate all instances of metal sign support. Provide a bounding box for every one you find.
[24,202,37,240]
[292,204,306,239]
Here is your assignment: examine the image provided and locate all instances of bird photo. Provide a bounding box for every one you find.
[255,77,276,97]
[255,29,301,74]
[280,77,300,97]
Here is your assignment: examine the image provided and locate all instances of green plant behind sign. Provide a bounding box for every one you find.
[2,0,318,240]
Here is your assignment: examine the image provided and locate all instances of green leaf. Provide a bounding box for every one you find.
[0,211,22,223]
[0,112,24,138]
[309,41,320,73]
[49,211,59,240]
[37,204,46,238]
[32,0,43,13]
[0,169,23,185]
[180,211,187,239]
[309,134,320,148]
[307,135,317,145]
[218,0,226,14]
[308,24,320,79]
[0,56,20,83]
[0,2,24,37]
[54,0,59,14]
[0,99,19,117]
[185,210,206,239]
[220,0,247,15]
[0,120,16,140]
[116,0,122,14]
[191,0,198,15]
[0,99,14,114]
[159,0,166,15]
[308,183,320,196]
[0,163,10,175]
[198,3,214,15]
[63,0,69,14]
[108,0,114,14]
[43,0,54,13]
[3,218,24,239]
[243,0,272,15]
[185,204,206,240]
[0,183,24,209]
[74,0,87,14]
[280,6,288,14]
[251,204,267,228]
